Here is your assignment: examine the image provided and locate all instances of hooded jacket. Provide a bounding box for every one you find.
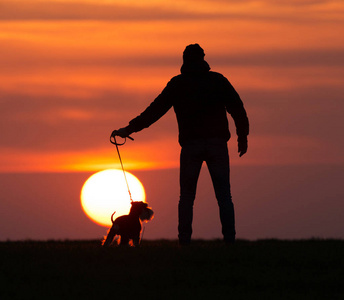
[126,60,249,146]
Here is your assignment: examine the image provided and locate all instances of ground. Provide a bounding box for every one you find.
[1,239,343,299]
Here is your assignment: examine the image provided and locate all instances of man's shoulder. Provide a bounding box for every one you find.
[170,71,226,80]
[167,71,229,87]
[170,74,183,82]
[165,74,186,87]
[208,71,227,80]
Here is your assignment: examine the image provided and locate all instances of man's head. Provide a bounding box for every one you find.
[183,44,205,63]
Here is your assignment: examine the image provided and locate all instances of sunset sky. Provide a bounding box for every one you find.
[1,0,343,241]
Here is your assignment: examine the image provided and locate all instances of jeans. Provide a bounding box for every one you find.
[178,138,235,243]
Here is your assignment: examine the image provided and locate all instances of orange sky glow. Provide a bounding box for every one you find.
[1,0,344,242]
[1,0,343,172]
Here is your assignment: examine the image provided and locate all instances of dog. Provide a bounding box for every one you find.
[102,201,154,247]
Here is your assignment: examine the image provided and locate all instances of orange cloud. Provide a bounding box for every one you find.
[1,1,343,172]
[1,1,342,22]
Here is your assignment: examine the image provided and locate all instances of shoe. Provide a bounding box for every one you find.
[224,237,235,244]
[179,239,191,246]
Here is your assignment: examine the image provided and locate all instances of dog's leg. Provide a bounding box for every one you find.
[102,225,117,247]
[119,235,130,246]
[132,236,140,247]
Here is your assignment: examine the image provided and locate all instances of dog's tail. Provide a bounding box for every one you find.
[111,211,116,223]
[101,211,118,247]
[102,226,117,247]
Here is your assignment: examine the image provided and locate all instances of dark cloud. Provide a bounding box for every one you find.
[1,82,342,154]
[0,33,180,73]
[200,0,331,4]
[0,0,340,23]
[242,86,343,138]
[0,88,154,151]
[0,1,222,21]
[264,0,332,5]
[1,39,343,72]
[210,49,344,67]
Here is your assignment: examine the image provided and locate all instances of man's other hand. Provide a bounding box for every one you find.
[238,136,248,157]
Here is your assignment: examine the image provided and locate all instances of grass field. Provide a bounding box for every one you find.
[1,239,343,299]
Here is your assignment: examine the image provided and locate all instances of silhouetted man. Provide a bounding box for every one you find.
[112,44,249,245]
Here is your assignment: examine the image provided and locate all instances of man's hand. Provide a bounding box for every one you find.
[111,127,129,138]
[238,136,248,157]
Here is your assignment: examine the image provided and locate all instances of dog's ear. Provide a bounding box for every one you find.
[132,201,147,207]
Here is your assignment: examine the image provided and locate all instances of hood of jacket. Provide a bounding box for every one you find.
[180,60,211,74]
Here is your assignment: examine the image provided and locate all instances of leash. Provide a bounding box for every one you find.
[110,133,147,245]
[110,134,134,203]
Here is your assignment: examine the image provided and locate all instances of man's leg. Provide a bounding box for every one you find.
[178,143,203,245]
[206,140,236,242]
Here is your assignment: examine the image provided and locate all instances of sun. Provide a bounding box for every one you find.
[80,169,146,227]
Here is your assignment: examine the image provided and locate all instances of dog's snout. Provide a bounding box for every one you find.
[140,208,154,221]
[148,208,154,218]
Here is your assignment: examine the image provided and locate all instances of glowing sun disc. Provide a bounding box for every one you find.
[80,169,146,227]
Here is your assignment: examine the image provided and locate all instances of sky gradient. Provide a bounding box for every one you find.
[2,0,343,172]
[1,0,343,240]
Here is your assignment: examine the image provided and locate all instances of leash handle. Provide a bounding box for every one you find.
[110,134,134,202]
[110,134,134,146]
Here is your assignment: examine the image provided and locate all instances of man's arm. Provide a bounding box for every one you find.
[113,81,174,138]
[223,78,249,157]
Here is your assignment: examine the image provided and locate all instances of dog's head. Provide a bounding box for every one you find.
[130,201,154,222]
